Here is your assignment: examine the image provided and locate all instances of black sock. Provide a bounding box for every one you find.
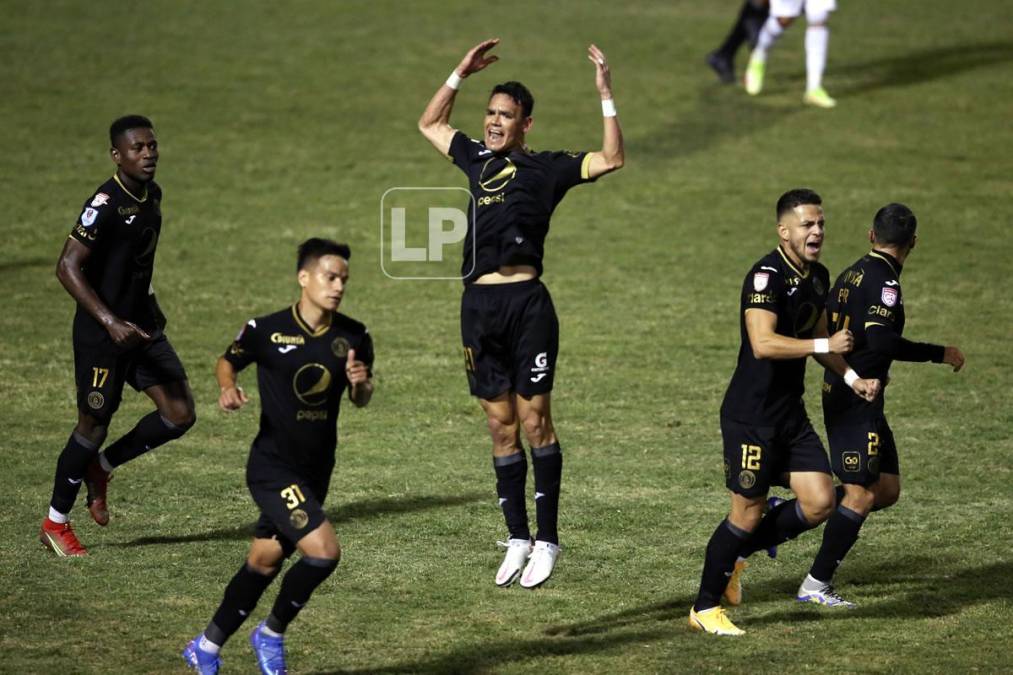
[265,556,338,633]
[102,410,194,468]
[694,519,750,612]
[494,451,530,541]
[714,1,750,59]
[531,443,562,545]
[206,563,278,646]
[809,505,866,582]
[50,432,99,514]
[742,0,771,48]
[740,499,816,557]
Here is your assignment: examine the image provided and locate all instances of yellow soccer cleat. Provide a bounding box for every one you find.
[688,606,745,636]
[723,559,748,606]
[803,87,837,108]
[744,56,765,95]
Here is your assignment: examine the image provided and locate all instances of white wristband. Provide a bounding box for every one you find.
[446,70,463,91]
[843,368,860,387]
[601,99,617,117]
[813,338,830,354]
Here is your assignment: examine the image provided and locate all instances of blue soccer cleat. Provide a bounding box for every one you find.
[765,496,786,559]
[250,622,288,675]
[182,635,221,675]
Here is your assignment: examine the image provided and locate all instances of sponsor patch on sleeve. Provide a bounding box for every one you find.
[753,272,770,292]
[80,207,98,227]
[881,287,898,307]
[90,193,110,207]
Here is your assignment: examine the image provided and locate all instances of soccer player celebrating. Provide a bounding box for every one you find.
[183,239,373,674]
[797,203,964,607]
[41,115,196,556]
[744,0,838,108]
[418,40,624,588]
[689,188,880,636]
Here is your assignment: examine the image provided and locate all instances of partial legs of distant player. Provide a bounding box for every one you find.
[707,0,770,84]
[744,0,837,108]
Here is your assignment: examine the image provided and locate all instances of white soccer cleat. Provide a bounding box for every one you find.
[797,577,856,608]
[520,540,560,589]
[495,538,532,587]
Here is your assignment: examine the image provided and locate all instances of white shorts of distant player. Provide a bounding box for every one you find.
[770,0,836,22]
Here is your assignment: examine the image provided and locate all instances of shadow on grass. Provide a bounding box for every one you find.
[0,257,51,274]
[543,555,1012,639]
[630,41,1013,160]
[308,627,671,675]
[105,492,486,547]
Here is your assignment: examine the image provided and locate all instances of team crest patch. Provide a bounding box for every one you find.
[90,193,110,207]
[753,272,770,292]
[738,470,756,489]
[331,337,350,358]
[289,509,309,530]
[80,207,98,227]
[842,451,861,472]
[87,392,105,410]
[881,287,898,307]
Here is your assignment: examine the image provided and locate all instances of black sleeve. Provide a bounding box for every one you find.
[743,268,785,313]
[69,197,113,248]
[448,131,482,173]
[550,150,597,197]
[222,319,260,371]
[356,329,375,376]
[866,325,945,363]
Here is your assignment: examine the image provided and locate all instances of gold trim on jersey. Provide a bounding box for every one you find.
[580,153,593,180]
[865,321,887,329]
[113,174,148,203]
[777,246,810,279]
[868,251,899,278]
[291,304,332,338]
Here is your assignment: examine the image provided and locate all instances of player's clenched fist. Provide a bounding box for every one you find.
[219,385,249,411]
[829,329,854,354]
[850,377,881,402]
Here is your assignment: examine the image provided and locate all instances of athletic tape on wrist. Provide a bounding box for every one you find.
[843,368,860,387]
[814,338,830,354]
[601,99,617,117]
[446,71,463,90]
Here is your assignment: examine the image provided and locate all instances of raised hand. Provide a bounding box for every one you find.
[587,44,613,98]
[345,348,369,386]
[456,38,500,78]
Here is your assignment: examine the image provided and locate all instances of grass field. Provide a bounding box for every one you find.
[2,1,1012,672]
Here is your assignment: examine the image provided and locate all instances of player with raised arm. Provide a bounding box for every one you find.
[40,115,196,556]
[688,188,880,636]
[796,203,964,607]
[418,40,624,588]
[183,239,374,674]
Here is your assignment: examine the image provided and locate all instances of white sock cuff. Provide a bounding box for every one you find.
[48,507,69,524]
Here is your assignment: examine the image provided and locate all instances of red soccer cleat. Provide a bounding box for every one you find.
[39,518,88,556]
[84,460,111,526]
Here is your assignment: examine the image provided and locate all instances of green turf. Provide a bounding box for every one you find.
[2,1,1011,672]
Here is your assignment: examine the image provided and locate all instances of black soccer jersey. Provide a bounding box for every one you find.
[448,131,597,284]
[823,250,944,416]
[69,175,163,346]
[720,247,830,424]
[223,305,374,476]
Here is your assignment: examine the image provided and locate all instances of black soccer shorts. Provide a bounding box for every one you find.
[460,279,559,400]
[721,406,831,497]
[825,414,899,486]
[248,466,330,555]
[73,334,188,422]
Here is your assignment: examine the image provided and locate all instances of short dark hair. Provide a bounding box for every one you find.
[297,238,351,272]
[490,81,534,118]
[109,115,154,146]
[872,203,918,247]
[776,188,822,220]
